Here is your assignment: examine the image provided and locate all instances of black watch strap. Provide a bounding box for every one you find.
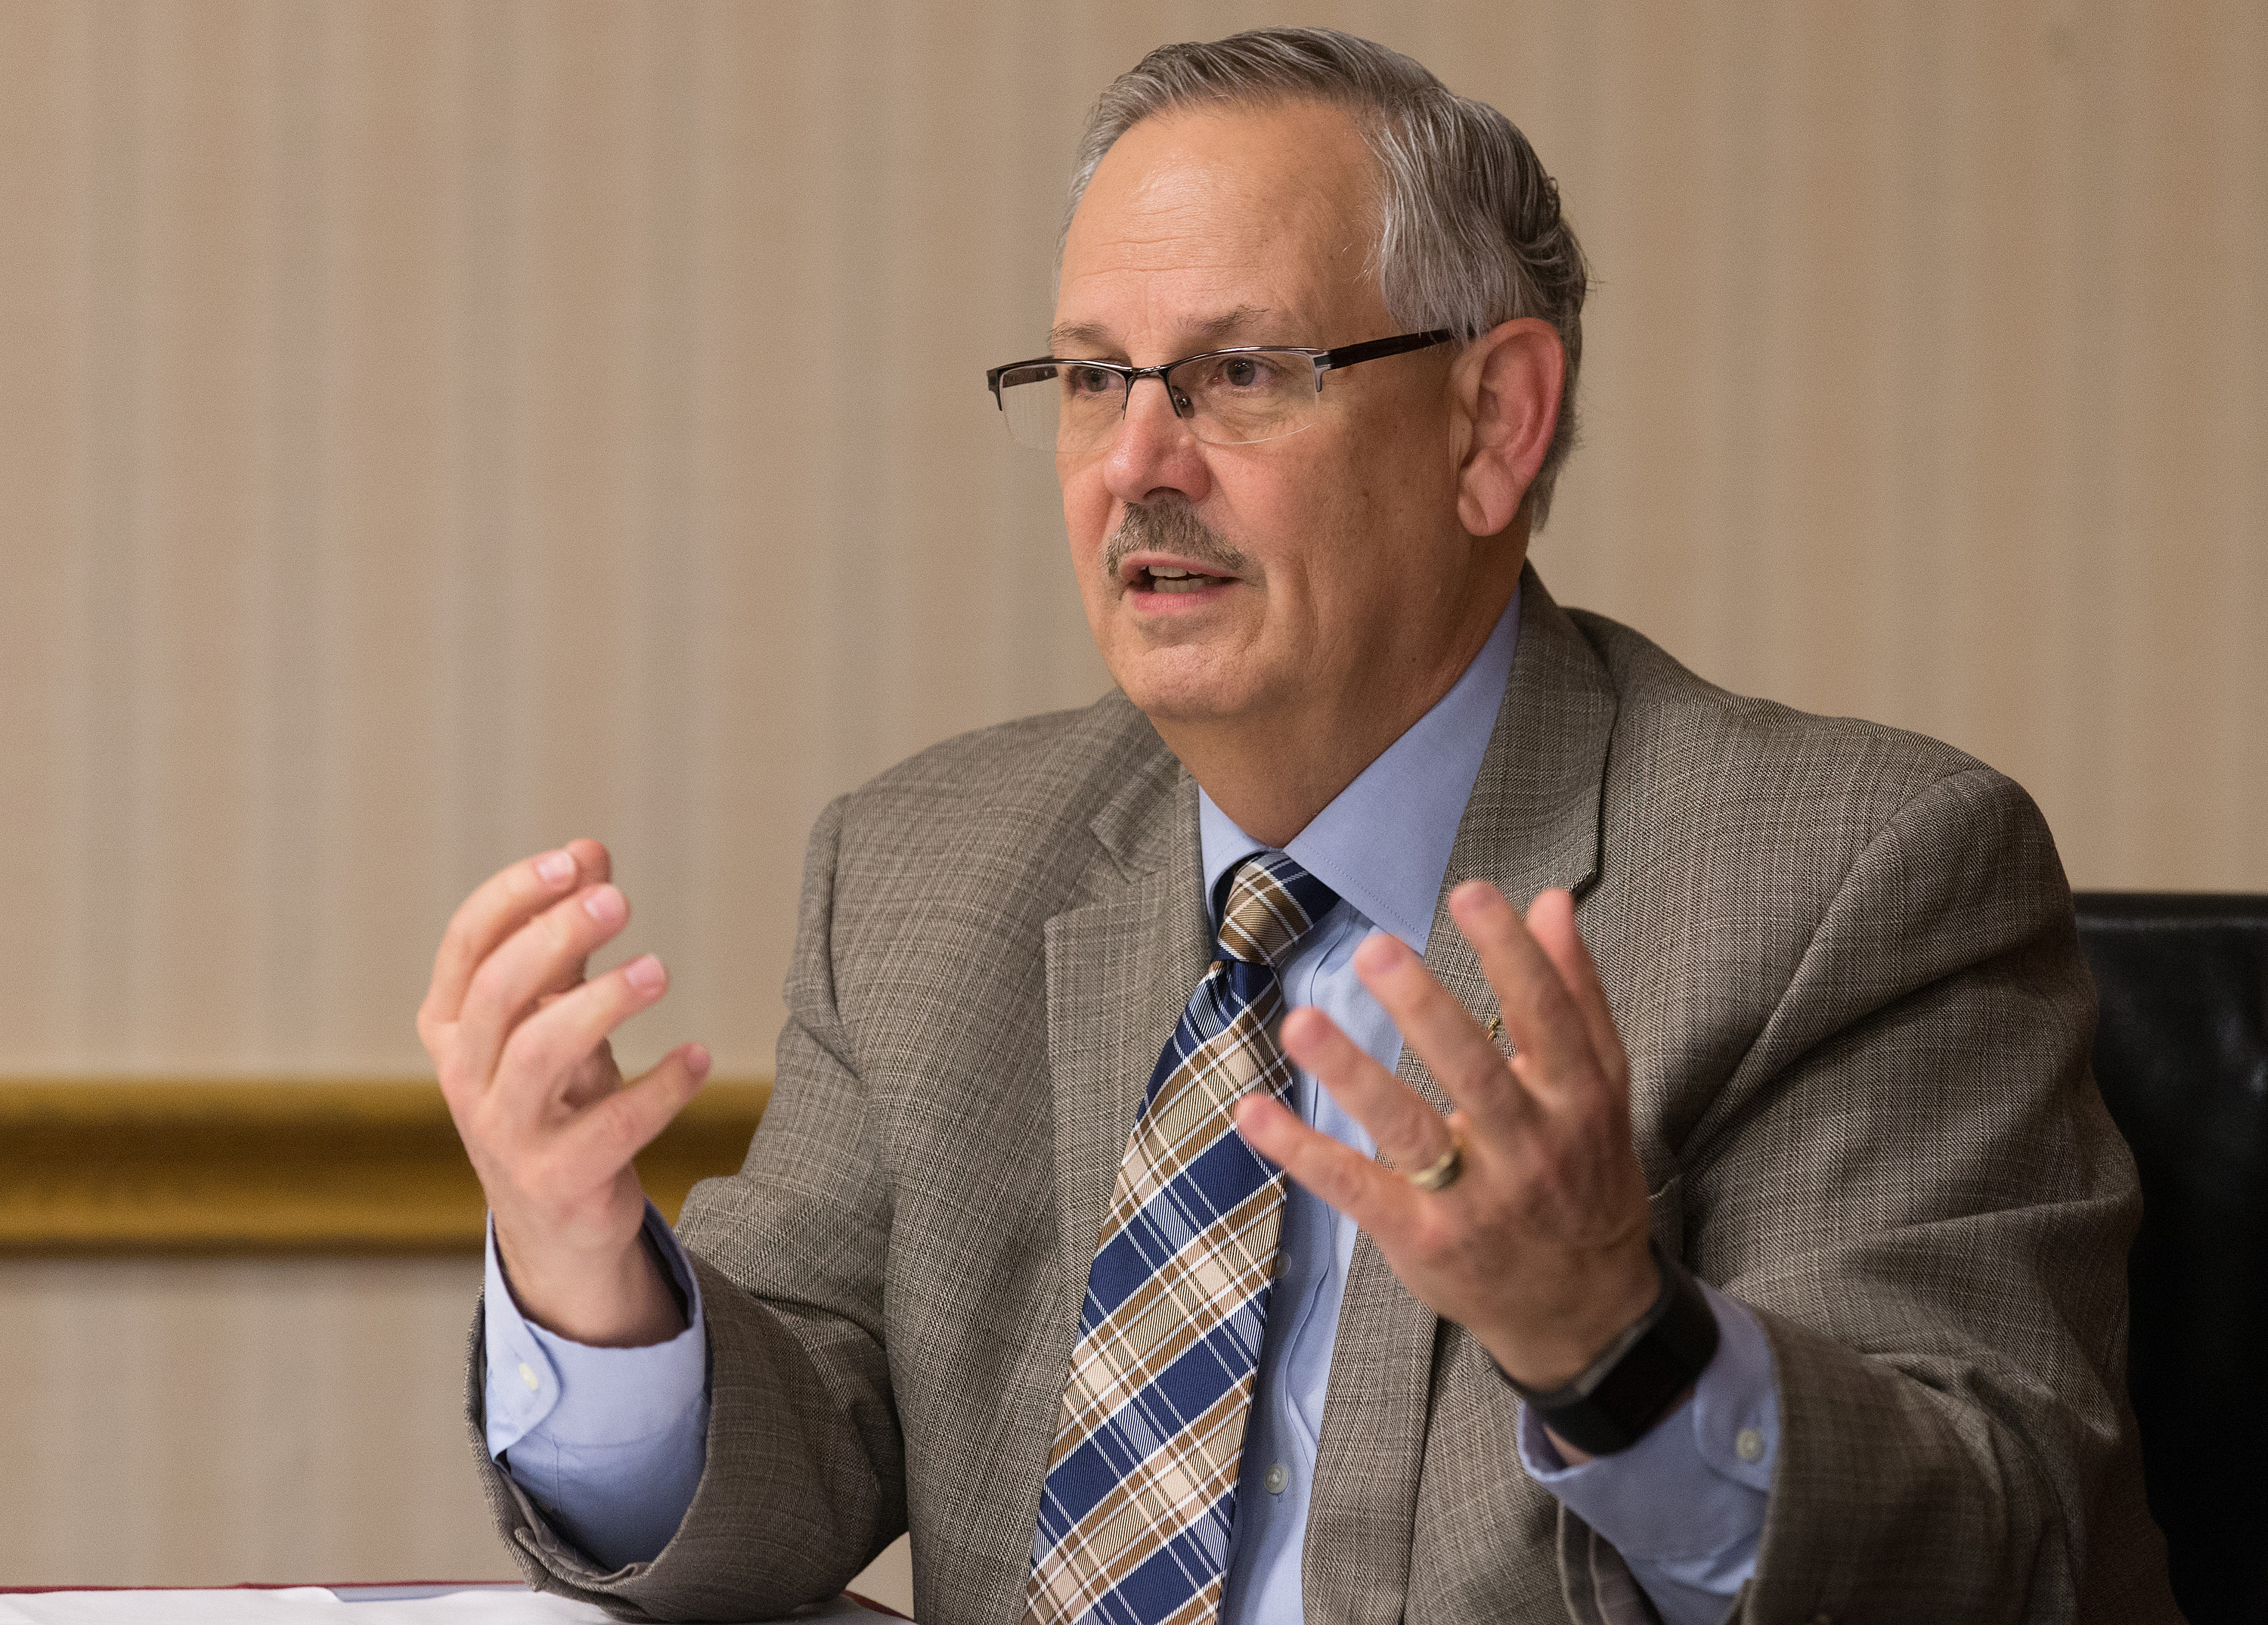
[1495,1239,1720,1456]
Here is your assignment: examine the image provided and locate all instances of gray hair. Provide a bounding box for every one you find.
[1065,28,1588,529]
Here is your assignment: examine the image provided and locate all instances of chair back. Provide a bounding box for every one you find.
[2076,892,2268,1625]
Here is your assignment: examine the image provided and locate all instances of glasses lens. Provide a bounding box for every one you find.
[1168,351,1318,445]
[996,362,1126,452]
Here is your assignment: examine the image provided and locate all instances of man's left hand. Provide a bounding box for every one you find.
[1232,882,1659,1414]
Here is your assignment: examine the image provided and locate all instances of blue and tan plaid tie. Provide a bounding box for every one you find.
[1026,851,1340,1625]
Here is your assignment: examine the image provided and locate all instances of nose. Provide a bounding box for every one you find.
[1100,373,1210,507]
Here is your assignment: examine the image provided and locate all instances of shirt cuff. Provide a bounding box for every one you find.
[481,1205,708,1459]
[1517,1282,1777,1625]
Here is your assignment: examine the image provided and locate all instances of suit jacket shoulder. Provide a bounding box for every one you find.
[1536,603,2171,1623]
[1573,602,1993,828]
[829,688,1181,907]
[845,689,1170,827]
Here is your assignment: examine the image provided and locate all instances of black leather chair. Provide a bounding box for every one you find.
[2075,894,2268,1625]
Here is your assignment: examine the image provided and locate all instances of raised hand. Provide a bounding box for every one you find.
[1232,882,1658,1419]
[417,839,711,1347]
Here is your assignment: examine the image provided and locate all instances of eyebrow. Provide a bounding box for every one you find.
[1047,304,1279,355]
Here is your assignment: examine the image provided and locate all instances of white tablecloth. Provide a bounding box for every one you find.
[0,1586,896,1623]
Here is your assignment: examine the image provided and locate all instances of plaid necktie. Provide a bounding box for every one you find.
[1026,851,1340,1625]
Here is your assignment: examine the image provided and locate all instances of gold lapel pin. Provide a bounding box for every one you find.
[1486,1011,1515,1056]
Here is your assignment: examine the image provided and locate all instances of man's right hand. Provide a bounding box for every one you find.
[418,839,711,1347]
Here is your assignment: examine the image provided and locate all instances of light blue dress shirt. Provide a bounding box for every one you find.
[483,589,1777,1624]
[483,1207,711,1568]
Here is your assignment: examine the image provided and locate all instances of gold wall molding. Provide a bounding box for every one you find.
[0,1078,770,1254]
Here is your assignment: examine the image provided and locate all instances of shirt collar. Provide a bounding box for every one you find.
[1198,585,1521,955]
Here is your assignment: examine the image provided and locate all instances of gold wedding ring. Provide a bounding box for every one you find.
[1405,1122,1466,1194]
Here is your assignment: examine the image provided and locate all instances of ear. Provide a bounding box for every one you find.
[1452,318,1566,538]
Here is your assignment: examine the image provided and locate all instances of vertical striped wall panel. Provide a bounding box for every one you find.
[0,0,2260,1078]
[0,1256,509,1583]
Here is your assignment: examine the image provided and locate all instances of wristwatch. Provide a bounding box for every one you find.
[1495,1239,1721,1456]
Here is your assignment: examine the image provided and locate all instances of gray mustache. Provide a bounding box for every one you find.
[1103,502,1253,579]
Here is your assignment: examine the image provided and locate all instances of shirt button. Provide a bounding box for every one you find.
[1735,1428,1765,1462]
[1262,1462,1289,1495]
[519,1362,541,1394]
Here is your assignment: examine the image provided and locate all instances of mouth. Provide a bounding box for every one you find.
[1129,562,1236,595]
[1101,501,1252,610]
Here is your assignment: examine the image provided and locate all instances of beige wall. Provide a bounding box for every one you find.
[0,1256,512,1583]
[2,0,2259,1081]
[0,1251,919,1602]
[0,1254,922,1605]
[0,0,2260,1595]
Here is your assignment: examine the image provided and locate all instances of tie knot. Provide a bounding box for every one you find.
[1216,853,1339,970]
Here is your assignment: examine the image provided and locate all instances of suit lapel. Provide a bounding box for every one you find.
[1407,566,1618,1094]
[1306,569,1619,1625]
[959,706,1207,1625]
[1040,739,1210,1354]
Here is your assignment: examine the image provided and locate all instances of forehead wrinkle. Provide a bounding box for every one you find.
[1056,104,1387,361]
[1051,303,1279,354]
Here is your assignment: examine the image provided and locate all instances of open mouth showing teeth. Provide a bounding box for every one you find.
[1141,566,1228,594]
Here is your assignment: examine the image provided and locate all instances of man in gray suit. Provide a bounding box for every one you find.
[419,29,2174,1625]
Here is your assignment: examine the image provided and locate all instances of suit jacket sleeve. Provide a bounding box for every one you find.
[1569,764,2168,1623]
[466,792,910,1623]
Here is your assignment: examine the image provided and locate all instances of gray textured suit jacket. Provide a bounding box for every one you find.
[472,569,2176,1623]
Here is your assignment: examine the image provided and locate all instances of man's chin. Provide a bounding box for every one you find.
[1108,645,1275,731]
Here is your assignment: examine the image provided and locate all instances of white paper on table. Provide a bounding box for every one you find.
[0,1589,900,1624]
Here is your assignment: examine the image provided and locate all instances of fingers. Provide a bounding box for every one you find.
[1448,881,1603,1106]
[1280,1003,1467,1174]
[1232,1092,1422,1244]
[493,953,674,1124]
[1523,888,1628,1087]
[562,837,612,887]
[547,1042,714,1195]
[551,1037,624,1114]
[1342,932,1537,1139]
[1321,886,1628,1167]
[423,842,612,1032]
[451,882,634,1090]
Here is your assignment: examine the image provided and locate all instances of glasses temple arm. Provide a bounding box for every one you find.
[1315,329,1458,371]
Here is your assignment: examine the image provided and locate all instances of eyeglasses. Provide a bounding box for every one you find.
[984,329,1455,453]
